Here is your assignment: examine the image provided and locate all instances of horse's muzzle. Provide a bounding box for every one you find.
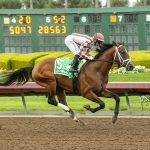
[126,64,134,71]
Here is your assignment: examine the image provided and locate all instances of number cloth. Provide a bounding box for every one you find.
[54,58,85,78]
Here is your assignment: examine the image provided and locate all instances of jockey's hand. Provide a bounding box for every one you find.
[79,55,93,60]
[87,56,94,60]
[86,56,94,60]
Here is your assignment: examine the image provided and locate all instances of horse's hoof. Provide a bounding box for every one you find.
[68,109,75,119]
[79,120,87,126]
[83,104,91,110]
[74,118,87,126]
[73,115,87,126]
[112,115,118,124]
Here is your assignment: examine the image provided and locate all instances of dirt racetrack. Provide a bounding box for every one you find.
[0,117,150,150]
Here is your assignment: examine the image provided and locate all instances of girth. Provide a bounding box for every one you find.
[72,76,79,94]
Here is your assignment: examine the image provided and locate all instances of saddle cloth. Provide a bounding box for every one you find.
[54,58,86,78]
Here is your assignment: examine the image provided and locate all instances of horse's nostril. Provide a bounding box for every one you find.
[127,65,134,71]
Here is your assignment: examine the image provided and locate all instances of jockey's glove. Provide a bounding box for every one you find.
[87,56,94,60]
[79,55,93,60]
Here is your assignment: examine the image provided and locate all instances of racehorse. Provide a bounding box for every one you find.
[0,41,134,124]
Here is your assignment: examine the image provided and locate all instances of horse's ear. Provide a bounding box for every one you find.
[118,42,124,45]
[112,41,118,46]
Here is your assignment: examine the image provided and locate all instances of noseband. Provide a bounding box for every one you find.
[113,45,131,67]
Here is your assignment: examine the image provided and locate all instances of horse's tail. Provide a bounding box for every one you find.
[0,67,33,86]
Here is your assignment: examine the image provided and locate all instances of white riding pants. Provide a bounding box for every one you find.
[65,35,80,55]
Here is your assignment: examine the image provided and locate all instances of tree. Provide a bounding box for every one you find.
[0,0,21,9]
[67,0,102,8]
[23,0,65,8]
[22,0,51,8]
[50,0,64,8]
[0,0,102,9]
[133,0,150,6]
[77,0,93,8]
[93,0,102,8]
[110,0,129,7]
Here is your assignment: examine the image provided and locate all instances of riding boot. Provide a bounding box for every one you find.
[69,55,80,73]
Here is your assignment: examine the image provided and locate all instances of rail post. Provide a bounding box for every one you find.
[21,92,27,113]
[125,90,131,114]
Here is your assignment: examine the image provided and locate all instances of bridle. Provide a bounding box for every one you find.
[113,45,131,67]
[85,44,132,67]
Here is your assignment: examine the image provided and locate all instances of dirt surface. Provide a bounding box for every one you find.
[0,117,150,150]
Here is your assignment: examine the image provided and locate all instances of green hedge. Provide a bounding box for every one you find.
[10,52,49,70]
[0,53,20,70]
[129,51,150,68]
[0,50,149,70]
[35,51,71,64]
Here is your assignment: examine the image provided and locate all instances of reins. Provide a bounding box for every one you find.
[90,45,131,65]
[89,58,114,64]
[82,45,132,69]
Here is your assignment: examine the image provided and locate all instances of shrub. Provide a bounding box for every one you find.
[10,52,48,69]
[0,50,149,71]
[0,53,20,70]
[129,50,150,68]
[110,66,146,74]
[35,51,71,64]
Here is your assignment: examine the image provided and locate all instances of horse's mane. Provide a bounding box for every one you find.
[94,43,114,59]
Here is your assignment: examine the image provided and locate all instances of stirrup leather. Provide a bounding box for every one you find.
[69,66,78,73]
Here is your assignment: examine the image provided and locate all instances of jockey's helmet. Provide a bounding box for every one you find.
[93,33,104,42]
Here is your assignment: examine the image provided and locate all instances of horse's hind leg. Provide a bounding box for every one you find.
[56,87,77,120]
[36,80,75,121]
[47,93,57,106]
[56,87,85,125]
[47,89,72,116]
[32,72,59,110]
[56,86,67,105]
[32,66,68,114]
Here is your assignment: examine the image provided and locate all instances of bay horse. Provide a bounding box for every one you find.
[0,41,134,124]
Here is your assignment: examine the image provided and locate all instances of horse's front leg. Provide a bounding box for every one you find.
[83,91,105,113]
[101,89,120,124]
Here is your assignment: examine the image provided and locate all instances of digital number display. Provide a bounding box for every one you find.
[4,15,67,35]
[40,15,67,34]
[18,16,31,24]
[9,15,31,24]
[9,26,32,34]
[53,15,66,23]
[45,15,66,24]
[38,26,66,34]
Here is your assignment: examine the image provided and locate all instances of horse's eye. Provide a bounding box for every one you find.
[121,51,125,55]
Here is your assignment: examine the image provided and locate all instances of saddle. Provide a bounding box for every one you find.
[54,58,86,78]
[54,58,87,94]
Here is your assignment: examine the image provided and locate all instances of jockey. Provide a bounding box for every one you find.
[65,33,104,73]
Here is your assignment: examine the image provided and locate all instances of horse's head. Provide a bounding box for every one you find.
[112,41,134,71]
